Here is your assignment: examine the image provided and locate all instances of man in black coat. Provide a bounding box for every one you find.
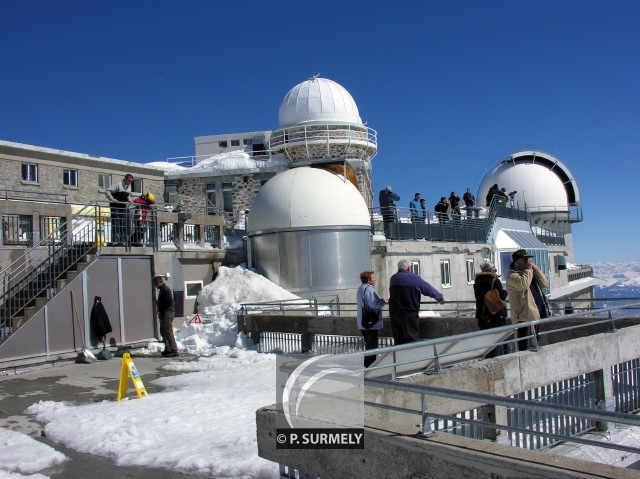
[154,276,179,357]
[379,186,400,238]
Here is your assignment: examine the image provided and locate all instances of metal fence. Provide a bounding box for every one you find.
[612,358,640,413]
[508,373,596,450]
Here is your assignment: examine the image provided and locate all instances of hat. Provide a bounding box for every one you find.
[512,249,533,262]
[480,261,495,272]
[145,192,155,202]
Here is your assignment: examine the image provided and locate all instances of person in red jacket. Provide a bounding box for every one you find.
[131,192,156,246]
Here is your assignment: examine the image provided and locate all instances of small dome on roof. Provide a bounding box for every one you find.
[247,167,370,233]
[479,151,580,212]
[278,77,362,128]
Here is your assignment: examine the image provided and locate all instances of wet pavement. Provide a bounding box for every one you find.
[0,352,205,478]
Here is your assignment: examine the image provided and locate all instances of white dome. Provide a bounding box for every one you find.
[480,162,567,211]
[247,167,370,233]
[278,77,362,127]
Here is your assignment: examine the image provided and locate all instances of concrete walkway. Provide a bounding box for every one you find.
[0,352,203,478]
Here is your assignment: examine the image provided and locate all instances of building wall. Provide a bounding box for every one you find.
[174,172,277,217]
[0,142,165,205]
[371,239,494,302]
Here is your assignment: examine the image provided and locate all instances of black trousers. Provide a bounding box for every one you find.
[390,310,419,345]
[360,329,380,368]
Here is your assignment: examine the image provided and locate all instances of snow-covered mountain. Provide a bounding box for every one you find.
[591,261,640,298]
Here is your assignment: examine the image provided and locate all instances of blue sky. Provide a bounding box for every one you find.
[1,1,638,263]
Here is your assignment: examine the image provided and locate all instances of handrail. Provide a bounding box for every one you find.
[337,302,640,377]
[0,188,69,204]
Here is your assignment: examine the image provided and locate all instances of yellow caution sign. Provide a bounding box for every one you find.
[117,352,148,401]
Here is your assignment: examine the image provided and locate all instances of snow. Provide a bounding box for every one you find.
[146,150,288,173]
[2,266,305,478]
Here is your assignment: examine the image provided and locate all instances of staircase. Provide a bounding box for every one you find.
[0,204,100,339]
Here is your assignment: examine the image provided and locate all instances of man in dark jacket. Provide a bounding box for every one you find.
[434,197,449,223]
[463,188,475,207]
[154,276,179,357]
[448,191,461,219]
[389,259,444,345]
[105,174,134,245]
[379,186,400,238]
[473,261,508,357]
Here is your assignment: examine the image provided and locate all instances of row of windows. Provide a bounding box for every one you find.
[410,259,476,288]
[218,138,253,148]
[20,163,143,192]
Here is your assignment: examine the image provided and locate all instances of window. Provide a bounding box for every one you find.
[231,139,240,147]
[410,261,420,276]
[21,163,38,182]
[222,182,233,213]
[440,260,451,288]
[206,183,217,214]
[466,259,475,283]
[243,138,252,146]
[98,173,112,190]
[165,184,177,205]
[63,168,78,187]
[218,140,228,148]
[132,178,142,194]
[185,281,203,299]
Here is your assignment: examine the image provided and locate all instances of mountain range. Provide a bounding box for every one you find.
[590,261,640,299]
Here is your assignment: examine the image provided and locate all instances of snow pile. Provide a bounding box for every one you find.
[0,428,66,476]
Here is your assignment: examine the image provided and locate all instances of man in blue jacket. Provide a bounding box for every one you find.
[389,259,444,345]
[409,193,423,223]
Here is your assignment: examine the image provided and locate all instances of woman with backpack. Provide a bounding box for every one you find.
[473,261,508,357]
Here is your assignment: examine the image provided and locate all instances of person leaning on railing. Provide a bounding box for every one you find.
[105,174,133,245]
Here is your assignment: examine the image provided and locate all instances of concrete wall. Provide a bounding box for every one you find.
[256,406,637,479]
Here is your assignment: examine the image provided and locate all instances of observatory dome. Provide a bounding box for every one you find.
[479,151,579,212]
[247,167,370,233]
[278,77,363,128]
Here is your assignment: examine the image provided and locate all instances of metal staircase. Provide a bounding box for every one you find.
[0,203,100,339]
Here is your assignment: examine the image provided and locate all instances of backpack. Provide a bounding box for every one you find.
[484,278,507,316]
[360,285,379,329]
[361,304,378,329]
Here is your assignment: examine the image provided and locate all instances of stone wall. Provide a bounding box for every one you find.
[232,174,264,214]
[177,178,206,210]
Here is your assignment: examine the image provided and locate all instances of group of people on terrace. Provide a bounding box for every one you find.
[356,250,549,367]
[104,173,156,246]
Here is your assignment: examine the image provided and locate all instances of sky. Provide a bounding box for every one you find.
[1,1,639,263]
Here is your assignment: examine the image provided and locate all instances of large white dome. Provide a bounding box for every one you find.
[278,77,362,128]
[479,151,579,212]
[247,167,370,233]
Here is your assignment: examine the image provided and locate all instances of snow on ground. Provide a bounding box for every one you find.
[0,428,66,477]
[5,266,304,479]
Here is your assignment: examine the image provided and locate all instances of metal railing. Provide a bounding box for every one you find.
[0,188,68,204]
[370,196,531,243]
[269,124,378,159]
[363,377,640,456]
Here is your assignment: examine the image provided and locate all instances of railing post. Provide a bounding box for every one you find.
[607,310,617,333]
[419,393,435,436]
[528,323,542,351]
[432,344,445,373]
